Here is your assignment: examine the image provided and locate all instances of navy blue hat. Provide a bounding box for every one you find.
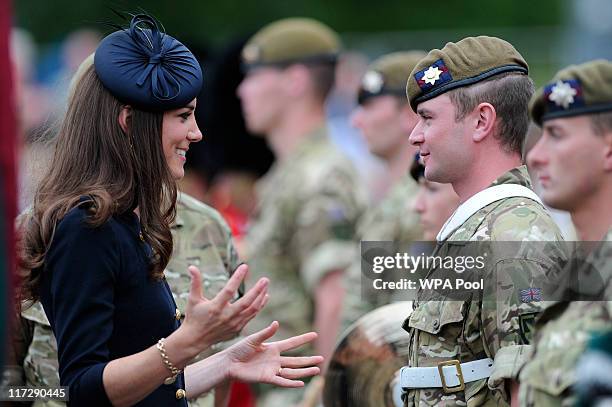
[94,14,203,112]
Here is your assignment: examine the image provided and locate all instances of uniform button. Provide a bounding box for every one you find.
[175,308,181,320]
[176,389,186,399]
[433,319,440,329]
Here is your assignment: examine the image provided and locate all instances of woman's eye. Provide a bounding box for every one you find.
[180,112,191,120]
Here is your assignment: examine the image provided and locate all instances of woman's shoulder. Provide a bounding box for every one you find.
[55,199,124,244]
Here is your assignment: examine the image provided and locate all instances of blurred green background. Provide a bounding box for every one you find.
[15,0,571,85]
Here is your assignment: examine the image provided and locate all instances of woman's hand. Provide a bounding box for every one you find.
[224,321,324,387]
[178,264,269,356]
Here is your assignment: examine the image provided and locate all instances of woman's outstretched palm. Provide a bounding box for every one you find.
[226,321,324,387]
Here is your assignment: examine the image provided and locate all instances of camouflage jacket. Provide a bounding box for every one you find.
[3,193,240,406]
[518,228,612,407]
[244,125,366,346]
[341,174,422,332]
[403,166,566,406]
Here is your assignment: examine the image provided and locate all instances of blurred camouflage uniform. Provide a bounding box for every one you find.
[2,192,240,406]
[518,60,612,407]
[518,229,611,406]
[341,175,421,331]
[245,126,365,342]
[339,52,426,332]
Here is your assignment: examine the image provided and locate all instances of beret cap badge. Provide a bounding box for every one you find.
[242,44,261,64]
[548,80,578,109]
[415,59,453,92]
[362,70,384,94]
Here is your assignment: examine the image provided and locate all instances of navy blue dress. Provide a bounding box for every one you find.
[39,203,187,406]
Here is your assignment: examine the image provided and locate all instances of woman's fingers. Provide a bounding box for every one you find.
[247,321,279,346]
[279,367,320,380]
[239,291,268,319]
[280,355,324,368]
[274,332,318,353]
[233,277,268,310]
[213,264,249,305]
[187,266,204,302]
[269,376,305,388]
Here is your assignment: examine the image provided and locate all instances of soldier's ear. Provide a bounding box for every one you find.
[283,64,309,98]
[471,102,496,143]
[603,132,612,172]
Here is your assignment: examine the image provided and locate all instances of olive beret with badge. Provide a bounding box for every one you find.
[406,36,529,111]
[241,17,340,70]
[94,14,203,112]
[530,59,612,125]
[357,51,427,105]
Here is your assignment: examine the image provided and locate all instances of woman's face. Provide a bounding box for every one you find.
[412,178,460,241]
[162,99,202,180]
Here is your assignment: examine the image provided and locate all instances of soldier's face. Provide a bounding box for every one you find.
[162,99,202,180]
[527,115,612,211]
[413,178,460,241]
[409,95,470,184]
[237,67,287,135]
[351,96,417,160]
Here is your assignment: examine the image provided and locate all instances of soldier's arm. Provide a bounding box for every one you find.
[313,269,345,371]
[2,313,35,386]
[293,173,362,371]
[481,256,548,400]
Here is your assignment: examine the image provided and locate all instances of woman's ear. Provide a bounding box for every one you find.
[118,105,132,134]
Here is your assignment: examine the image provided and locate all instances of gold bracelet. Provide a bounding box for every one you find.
[157,337,183,385]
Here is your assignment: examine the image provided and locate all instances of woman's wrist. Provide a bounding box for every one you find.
[164,325,206,369]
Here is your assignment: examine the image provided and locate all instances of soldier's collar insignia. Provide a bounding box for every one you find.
[242,44,261,64]
[362,70,384,93]
[415,59,452,92]
[544,79,584,111]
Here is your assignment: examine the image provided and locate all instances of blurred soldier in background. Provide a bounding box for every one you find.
[339,51,425,331]
[237,18,366,406]
[402,36,565,406]
[520,59,612,406]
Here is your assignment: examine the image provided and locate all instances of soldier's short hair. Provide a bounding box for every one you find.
[307,63,336,102]
[590,111,612,137]
[447,72,534,154]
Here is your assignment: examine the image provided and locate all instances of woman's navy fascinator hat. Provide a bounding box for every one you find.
[94,13,203,111]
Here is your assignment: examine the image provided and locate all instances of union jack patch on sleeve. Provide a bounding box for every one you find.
[519,287,542,303]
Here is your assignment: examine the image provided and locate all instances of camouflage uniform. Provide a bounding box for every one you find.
[403,166,566,406]
[341,174,421,331]
[245,125,365,342]
[518,229,612,406]
[3,193,240,406]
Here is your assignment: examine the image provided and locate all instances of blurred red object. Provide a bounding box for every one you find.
[0,0,17,367]
[228,380,256,407]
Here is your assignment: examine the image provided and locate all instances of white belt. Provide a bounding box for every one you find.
[399,358,493,393]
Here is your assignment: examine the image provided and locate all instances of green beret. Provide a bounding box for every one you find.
[406,36,528,111]
[241,18,340,70]
[358,51,427,105]
[530,59,612,125]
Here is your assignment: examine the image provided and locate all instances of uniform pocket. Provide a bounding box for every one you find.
[408,300,466,334]
[520,348,577,397]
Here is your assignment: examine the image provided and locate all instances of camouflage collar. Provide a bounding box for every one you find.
[489,165,533,188]
[287,124,329,161]
[437,166,541,241]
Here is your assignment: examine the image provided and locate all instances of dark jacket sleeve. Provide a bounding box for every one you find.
[43,210,118,405]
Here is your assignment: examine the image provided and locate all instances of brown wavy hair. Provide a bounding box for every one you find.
[19,65,177,302]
